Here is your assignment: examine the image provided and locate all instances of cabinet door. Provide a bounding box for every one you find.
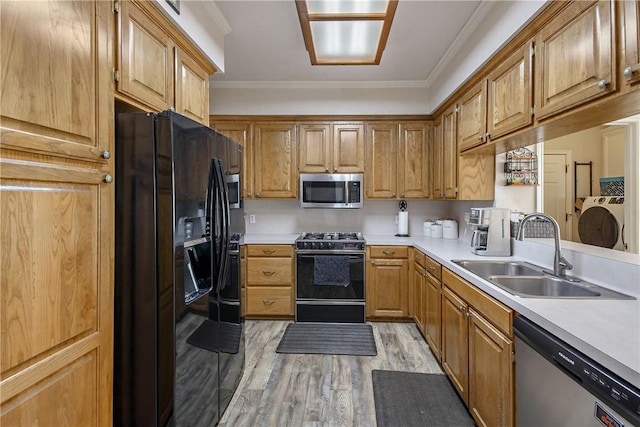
[432,117,444,199]
[457,150,496,201]
[210,122,252,197]
[1,2,114,425]
[253,123,297,198]
[425,273,442,362]
[622,0,640,86]
[534,0,615,120]
[118,0,174,111]
[298,123,332,173]
[458,80,488,152]
[333,122,365,173]
[175,46,209,124]
[412,264,426,333]
[441,286,469,403]
[365,122,398,199]
[487,41,533,140]
[468,309,514,427]
[398,122,431,199]
[441,106,458,199]
[367,258,408,317]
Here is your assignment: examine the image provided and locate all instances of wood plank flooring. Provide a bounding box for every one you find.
[219,320,442,427]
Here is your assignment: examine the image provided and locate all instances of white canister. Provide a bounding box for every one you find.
[423,221,434,237]
[430,224,443,239]
[442,220,459,239]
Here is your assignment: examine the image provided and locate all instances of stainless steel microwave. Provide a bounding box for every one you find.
[226,173,241,209]
[300,173,363,209]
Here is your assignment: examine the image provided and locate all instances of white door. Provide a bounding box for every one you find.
[543,153,570,239]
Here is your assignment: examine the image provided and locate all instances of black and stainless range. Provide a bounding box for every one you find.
[295,232,366,323]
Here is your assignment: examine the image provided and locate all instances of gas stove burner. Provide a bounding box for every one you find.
[296,232,365,252]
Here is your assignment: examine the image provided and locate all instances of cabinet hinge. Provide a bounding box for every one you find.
[454,104,459,114]
[112,0,120,13]
[530,106,535,116]
[112,68,120,83]
[530,45,536,57]
[512,351,516,363]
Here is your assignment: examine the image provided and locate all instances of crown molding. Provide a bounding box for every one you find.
[424,1,495,88]
[200,1,232,35]
[210,80,429,90]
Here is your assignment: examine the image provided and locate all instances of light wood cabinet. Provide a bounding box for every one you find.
[365,122,398,199]
[398,122,432,199]
[117,0,174,111]
[412,253,427,334]
[245,245,294,317]
[458,80,488,152]
[432,105,458,199]
[367,121,431,199]
[299,122,365,173]
[210,121,253,197]
[441,268,514,427]
[116,0,213,124]
[0,1,114,425]
[366,246,409,318]
[487,41,534,140]
[534,0,616,120]
[622,0,640,87]
[424,255,442,363]
[175,46,210,124]
[252,123,297,199]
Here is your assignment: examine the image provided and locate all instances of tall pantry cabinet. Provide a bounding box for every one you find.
[1,1,115,425]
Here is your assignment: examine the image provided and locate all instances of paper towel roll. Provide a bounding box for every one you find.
[398,211,409,236]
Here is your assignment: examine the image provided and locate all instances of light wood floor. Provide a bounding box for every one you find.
[219,320,443,427]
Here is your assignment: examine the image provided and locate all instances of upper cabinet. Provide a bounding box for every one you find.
[487,41,534,140]
[298,122,365,173]
[116,0,214,123]
[252,122,297,199]
[117,0,174,111]
[622,0,640,87]
[534,0,616,120]
[210,121,253,197]
[365,122,398,199]
[440,105,458,199]
[457,80,488,152]
[398,122,432,199]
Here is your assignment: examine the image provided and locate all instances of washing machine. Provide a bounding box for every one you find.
[578,196,625,251]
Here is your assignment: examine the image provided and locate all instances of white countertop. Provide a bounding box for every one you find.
[243,232,640,387]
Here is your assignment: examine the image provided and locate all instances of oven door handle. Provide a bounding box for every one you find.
[296,252,364,258]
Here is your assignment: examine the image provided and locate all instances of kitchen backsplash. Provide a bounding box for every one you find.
[244,199,453,235]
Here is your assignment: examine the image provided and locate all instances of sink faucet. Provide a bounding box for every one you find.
[516,212,573,277]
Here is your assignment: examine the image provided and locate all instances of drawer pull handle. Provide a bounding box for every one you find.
[263,249,275,254]
[458,305,464,312]
[262,299,275,305]
[428,265,435,272]
[383,250,395,256]
[262,270,275,276]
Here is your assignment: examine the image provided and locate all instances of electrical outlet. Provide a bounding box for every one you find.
[395,215,399,224]
[249,214,256,224]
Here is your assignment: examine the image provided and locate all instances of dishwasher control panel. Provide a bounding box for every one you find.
[514,316,640,425]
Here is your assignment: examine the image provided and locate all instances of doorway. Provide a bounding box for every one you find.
[543,151,572,240]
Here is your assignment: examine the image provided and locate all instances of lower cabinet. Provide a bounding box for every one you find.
[441,268,514,427]
[411,250,427,333]
[424,256,442,363]
[244,244,294,317]
[366,246,409,318]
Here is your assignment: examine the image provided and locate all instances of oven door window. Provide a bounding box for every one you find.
[296,254,364,300]
[302,181,346,204]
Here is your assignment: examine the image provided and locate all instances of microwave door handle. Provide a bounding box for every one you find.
[344,181,349,205]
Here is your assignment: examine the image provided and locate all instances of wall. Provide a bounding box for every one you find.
[494,146,538,215]
[244,199,449,237]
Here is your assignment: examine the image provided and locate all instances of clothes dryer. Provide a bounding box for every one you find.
[578,196,625,250]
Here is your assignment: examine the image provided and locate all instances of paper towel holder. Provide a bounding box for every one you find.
[395,200,410,237]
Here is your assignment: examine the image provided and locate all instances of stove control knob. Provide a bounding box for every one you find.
[326,242,335,249]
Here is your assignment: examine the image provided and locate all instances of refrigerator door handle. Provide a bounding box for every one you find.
[215,159,231,292]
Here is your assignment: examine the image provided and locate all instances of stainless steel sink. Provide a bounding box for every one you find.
[452,259,635,300]
[452,260,544,278]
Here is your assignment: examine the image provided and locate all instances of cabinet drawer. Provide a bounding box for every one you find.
[413,249,427,268]
[425,256,441,281]
[246,257,292,285]
[246,244,293,257]
[443,268,512,336]
[369,246,409,258]
[246,287,292,315]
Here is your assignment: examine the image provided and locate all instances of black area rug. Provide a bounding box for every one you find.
[372,370,475,427]
[186,319,241,354]
[276,323,377,356]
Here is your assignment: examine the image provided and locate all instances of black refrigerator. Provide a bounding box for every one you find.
[114,110,245,426]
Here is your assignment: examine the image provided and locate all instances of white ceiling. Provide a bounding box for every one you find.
[210,0,483,86]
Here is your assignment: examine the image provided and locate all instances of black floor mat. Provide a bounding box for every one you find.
[372,370,475,427]
[276,323,377,356]
[186,319,241,354]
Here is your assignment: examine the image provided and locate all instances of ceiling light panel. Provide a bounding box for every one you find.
[306,0,390,15]
[311,20,383,60]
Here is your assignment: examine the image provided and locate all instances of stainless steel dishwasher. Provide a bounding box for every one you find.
[514,316,640,427]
